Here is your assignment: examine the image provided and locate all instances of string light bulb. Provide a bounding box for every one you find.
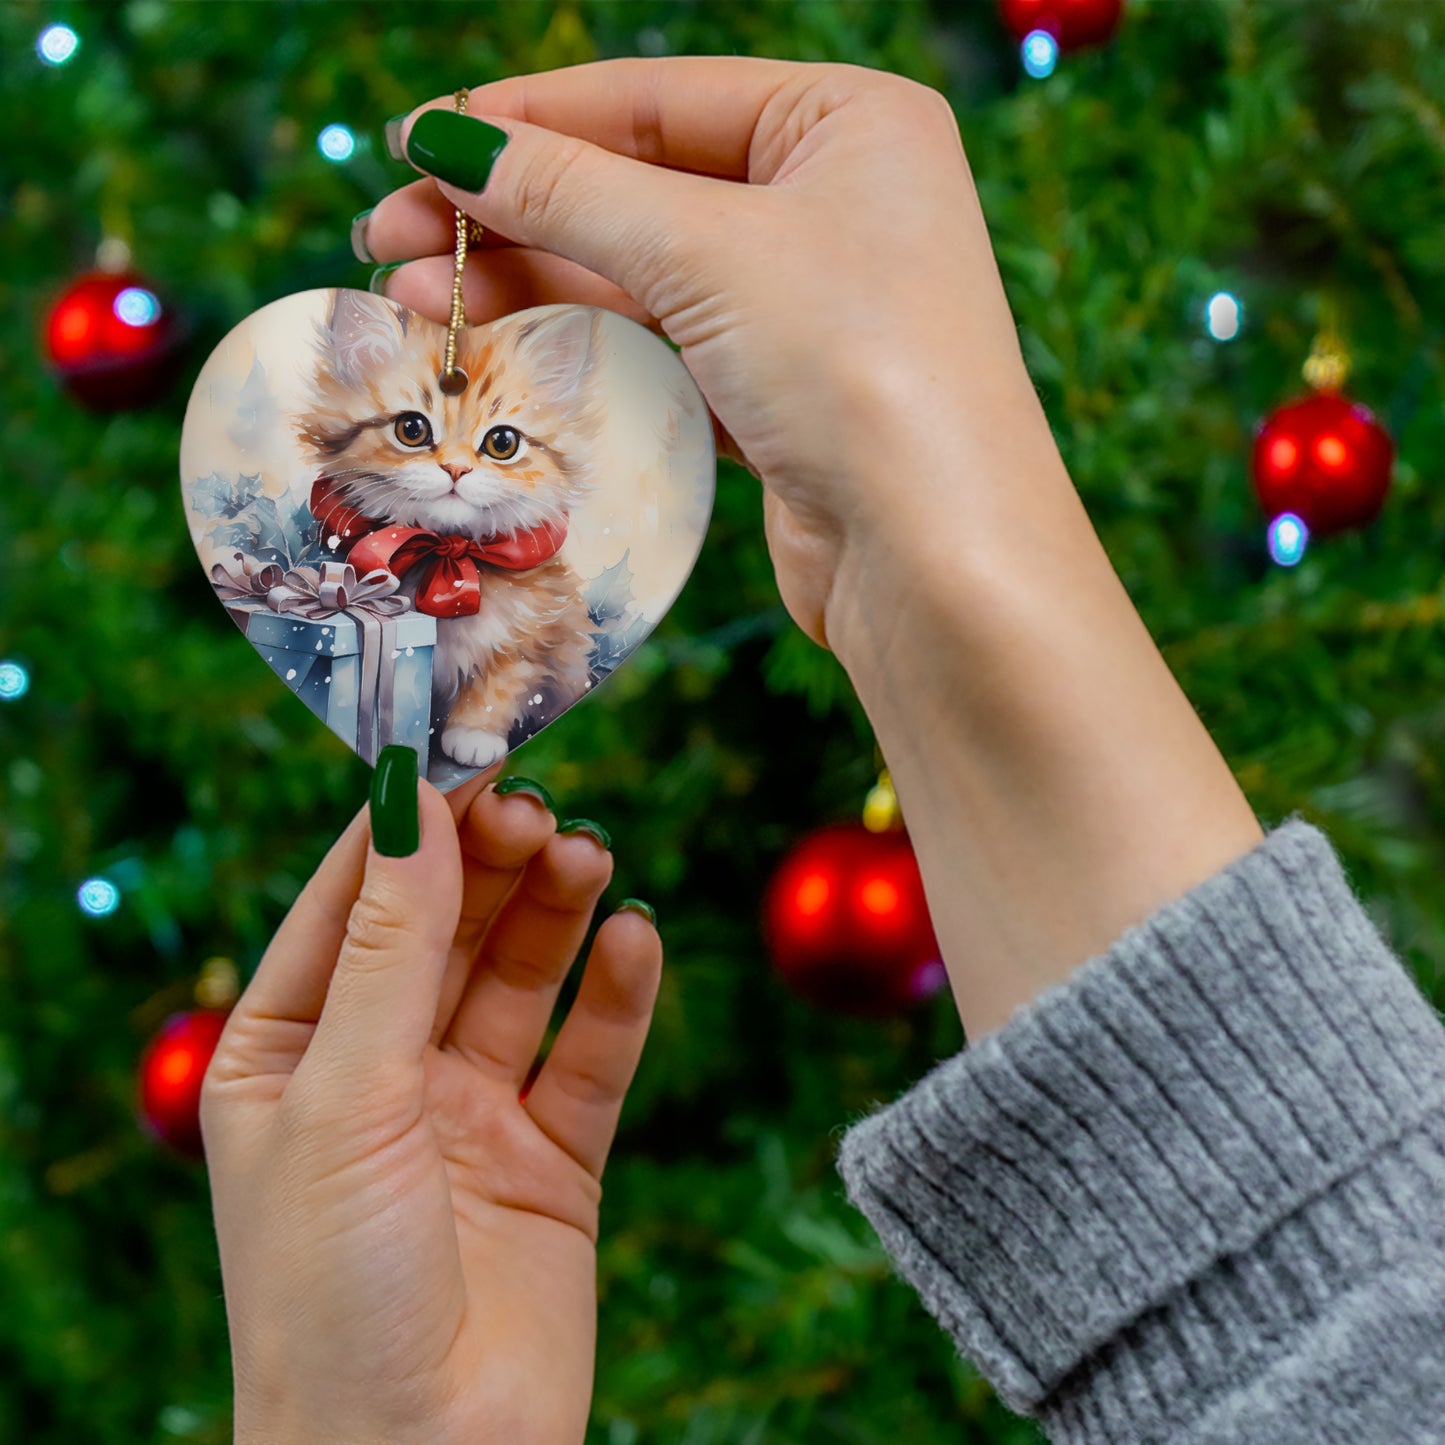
[0,660,30,701]
[77,878,121,917]
[1021,30,1059,77]
[317,124,356,162]
[37,24,79,66]
[1267,512,1309,567]
[1205,291,1242,342]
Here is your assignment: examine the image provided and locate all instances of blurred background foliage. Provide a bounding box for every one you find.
[2,1,1444,1442]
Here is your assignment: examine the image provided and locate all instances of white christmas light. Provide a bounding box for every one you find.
[318,124,356,162]
[1267,512,1309,567]
[1022,30,1059,79]
[114,287,161,327]
[78,878,121,917]
[0,660,29,701]
[1205,291,1243,342]
[38,24,79,66]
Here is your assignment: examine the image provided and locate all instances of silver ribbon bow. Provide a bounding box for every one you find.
[262,561,410,620]
[211,550,284,600]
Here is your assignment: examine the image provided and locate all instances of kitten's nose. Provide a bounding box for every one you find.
[440,462,473,484]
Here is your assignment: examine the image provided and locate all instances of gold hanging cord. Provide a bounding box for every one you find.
[440,88,479,394]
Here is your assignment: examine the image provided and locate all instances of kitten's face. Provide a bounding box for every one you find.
[296,295,605,540]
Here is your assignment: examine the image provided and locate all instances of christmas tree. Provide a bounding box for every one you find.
[3,3,1444,1441]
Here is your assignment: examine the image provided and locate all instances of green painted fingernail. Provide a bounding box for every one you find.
[404,110,509,192]
[558,818,612,850]
[494,776,555,812]
[350,208,375,264]
[617,898,656,926]
[384,113,409,162]
[370,746,419,857]
[368,261,404,295]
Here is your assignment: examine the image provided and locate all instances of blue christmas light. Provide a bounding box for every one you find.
[318,124,356,162]
[77,878,121,918]
[1205,291,1243,342]
[37,24,79,66]
[114,286,161,328]
[1267,512,1309,567]
[0,660,29,701]
[1021,30,1059,79]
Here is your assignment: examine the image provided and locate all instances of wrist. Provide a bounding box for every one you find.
[234,1411,425,1445]
[823,415,1261,1039]
[822,374,1077,681]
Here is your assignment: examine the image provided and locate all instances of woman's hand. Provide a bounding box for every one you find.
[362,56,1048,653]
[363,58,1261,1041]
[201,763,660,1445]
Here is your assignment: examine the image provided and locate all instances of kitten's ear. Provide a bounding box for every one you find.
[513,307,600,403]
[323,290,408,385]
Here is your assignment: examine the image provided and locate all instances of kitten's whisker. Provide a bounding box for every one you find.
[340,477,403,507]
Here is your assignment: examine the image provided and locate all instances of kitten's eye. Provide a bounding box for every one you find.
[393,413,433,448]
[481,425,522,461]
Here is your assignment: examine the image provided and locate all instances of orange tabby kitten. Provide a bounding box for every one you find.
[295,291,606,768]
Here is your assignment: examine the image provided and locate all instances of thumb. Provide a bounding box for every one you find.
[303,750,463,1088]
[396,107,738,319]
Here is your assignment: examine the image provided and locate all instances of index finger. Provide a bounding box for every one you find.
[414,55,811,182]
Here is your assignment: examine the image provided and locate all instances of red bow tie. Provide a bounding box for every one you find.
[310,475,568,619]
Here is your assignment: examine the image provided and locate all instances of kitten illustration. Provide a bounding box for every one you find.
[294,291,607,768]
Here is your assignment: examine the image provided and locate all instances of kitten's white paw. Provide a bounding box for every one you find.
[441,726,509,769]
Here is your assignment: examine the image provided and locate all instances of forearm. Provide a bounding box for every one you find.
[825,383,1261,1040]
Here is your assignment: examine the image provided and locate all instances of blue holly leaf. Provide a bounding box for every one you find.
[589,612,653,678]
[208,488,321,568]
[188,470,248,521]
[585,549,636,627]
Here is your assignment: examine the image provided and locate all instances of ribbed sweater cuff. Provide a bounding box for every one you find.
[836,819,1445,1432]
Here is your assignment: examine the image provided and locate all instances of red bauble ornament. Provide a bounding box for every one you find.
[998,0,1124,50]
[44,270,181,410]
[763,822,945,1017]
[1251,392,1394,537]
[137,1009,230,1157]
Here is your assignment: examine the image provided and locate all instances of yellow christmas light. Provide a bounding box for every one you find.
[194,956,240,1010]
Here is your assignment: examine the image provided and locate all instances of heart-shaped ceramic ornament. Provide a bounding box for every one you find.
[180,289,715,790]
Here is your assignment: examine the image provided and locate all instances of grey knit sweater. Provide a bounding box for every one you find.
[836,820,1445,1443]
